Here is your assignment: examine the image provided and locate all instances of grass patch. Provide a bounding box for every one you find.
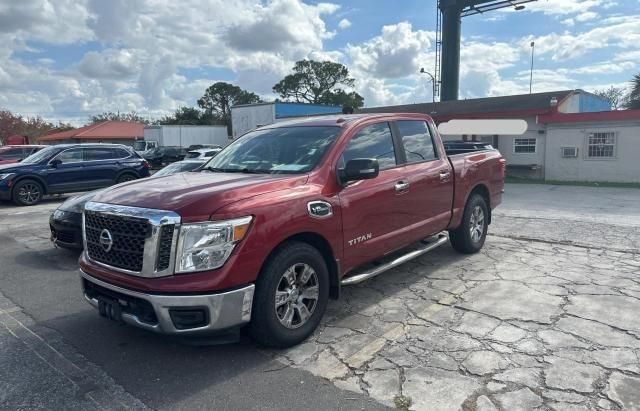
[505,176,640,189]
[394,394,412,410]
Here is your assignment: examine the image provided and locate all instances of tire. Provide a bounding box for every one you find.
[12,179,44,206]
[449,193,489,254]
[249,241,329,348]
[116,173,137,184]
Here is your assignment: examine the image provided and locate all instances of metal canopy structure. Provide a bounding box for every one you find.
[435,0,537,102]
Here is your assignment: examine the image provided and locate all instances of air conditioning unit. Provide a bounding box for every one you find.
[561,147,578,158]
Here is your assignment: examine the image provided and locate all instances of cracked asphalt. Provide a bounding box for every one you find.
[1,183,639,410]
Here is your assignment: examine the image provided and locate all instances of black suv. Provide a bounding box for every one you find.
[143,146,187,167]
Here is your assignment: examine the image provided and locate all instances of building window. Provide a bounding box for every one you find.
[586,132,616,158]
[514,138,537,154]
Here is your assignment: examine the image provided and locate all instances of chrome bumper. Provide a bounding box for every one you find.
[80,270,254,335]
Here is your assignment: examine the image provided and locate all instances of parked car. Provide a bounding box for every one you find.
[187,144,222,151]
[184,148,222,160]
[0,145,46,165]
[143,146,186,167]
[50,159,206,250]
[78,113,505,347]
[0,144,150,206]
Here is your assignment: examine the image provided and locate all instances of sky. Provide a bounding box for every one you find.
[1,0,639,125]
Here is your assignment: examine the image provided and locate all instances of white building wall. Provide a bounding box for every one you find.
[544,121,640,183]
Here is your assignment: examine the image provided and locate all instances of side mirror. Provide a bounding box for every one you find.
[342,158,379,182]
[50,158,62,168]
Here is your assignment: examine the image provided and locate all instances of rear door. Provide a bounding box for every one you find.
[82,147,124,188]
[393,120,453,238]
[46,148,87,193]
[338,122,408,270]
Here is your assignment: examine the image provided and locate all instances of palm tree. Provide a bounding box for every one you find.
[628,73,640,109]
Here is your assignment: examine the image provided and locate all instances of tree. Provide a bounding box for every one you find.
[197,82,261,126]
[0,109,69,144]
[158,106,220,125]
[89,111,149,124]
[273,60,364,109]
[627,73,640,109]
[593,86,627,110]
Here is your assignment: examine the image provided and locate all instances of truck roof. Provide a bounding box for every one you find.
[264,113,431,129]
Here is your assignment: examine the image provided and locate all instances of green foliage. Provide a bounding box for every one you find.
[90,111,150,124]
[158,106,222,125]
[627,73,640,109]
[197,82,262,125]
[273,60,364,109]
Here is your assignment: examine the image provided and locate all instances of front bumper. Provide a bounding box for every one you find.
[50,210,83,249]
[80,270,255,335]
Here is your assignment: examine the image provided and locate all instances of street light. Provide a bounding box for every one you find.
[420,67,437,103]
[529,41,535,94]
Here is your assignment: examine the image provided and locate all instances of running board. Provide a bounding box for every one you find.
[340,232,449,286]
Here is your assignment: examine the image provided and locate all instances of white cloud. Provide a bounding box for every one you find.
[347,22,433,79]
[338,18,351,29]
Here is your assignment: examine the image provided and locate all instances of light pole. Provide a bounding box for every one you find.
[529,41,535,94]
[420,68,437,114]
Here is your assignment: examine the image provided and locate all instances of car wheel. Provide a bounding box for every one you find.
[449,193,489,254]
[116,173,137,184]
[249,241,329,348]
[13,179,43,206]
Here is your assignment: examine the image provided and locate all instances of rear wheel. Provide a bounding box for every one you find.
[116,173,137,184]
[12,179,43,206]
[449,193,489,254]
[249,242,329,348]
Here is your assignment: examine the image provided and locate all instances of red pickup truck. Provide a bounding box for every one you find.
[79,113,505,347]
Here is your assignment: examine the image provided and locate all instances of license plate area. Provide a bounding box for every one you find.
[97,296,123,323]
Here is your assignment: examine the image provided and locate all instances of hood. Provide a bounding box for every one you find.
[92,171,307,218]
[0,163,31,173]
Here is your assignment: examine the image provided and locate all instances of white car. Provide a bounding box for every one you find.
[185,148,222,160]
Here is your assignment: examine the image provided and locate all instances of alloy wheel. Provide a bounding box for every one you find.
[469,205,485,242]
[18,183,41,205]
[274,263,319,329]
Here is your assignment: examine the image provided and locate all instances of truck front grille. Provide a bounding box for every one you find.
[85,210,150,272]
[156,225,175,271]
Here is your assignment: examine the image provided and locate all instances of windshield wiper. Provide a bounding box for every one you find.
[203,166,272,174]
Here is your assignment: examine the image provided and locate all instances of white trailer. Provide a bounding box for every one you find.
[231,102,342,139]
[137,125,229,154]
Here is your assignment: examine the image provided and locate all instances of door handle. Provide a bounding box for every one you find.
[439,171,451,181]
[395,181,410,192]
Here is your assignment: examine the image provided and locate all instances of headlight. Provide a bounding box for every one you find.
[175,216,252,273]
[0,173,14,181]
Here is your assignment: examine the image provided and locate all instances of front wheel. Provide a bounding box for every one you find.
[449,193,489,254]
[116,173,137,184]
[13,179,43,206]
[249,242,329,348]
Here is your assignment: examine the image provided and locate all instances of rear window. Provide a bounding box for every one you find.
[396,120,437,163]
[84,147,114,161]
[0,147,25,158]
[186,151,199,158]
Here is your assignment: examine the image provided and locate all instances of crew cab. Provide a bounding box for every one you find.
[79,114,505,347]
[0,144,150,206]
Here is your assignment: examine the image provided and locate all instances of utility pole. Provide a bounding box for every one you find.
[529,41,535,94]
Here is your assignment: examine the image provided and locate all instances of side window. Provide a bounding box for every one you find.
[84,148,115,161]
[342,122,397,171]
[1,148,24,159]
[55,148,83,163]
[113,148,131,158]
[396,121,437,163]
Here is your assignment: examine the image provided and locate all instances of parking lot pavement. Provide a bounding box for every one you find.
[1,183,639,410]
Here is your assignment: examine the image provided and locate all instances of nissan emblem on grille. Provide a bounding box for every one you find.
[99,229,114,252]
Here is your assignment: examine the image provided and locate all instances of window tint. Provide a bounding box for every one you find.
[342,123,397,170]
[397,121,437,163]
[84,148,115,161]
[113,148,131,158]
[55,148,83,163]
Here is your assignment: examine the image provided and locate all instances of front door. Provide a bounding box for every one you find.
[394,120,454,241]
[338,122,408,272]
[46,148,87,193]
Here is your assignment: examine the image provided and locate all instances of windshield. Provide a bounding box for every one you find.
[20,146,59,164]
[133,141,147,151]
[202,126,340,174]
[185,152,200,159]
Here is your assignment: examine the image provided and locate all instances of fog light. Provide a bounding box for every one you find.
[169,308,209,330]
